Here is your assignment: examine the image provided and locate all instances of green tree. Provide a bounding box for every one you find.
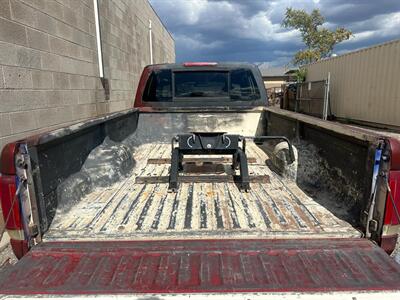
[282,8,352,66]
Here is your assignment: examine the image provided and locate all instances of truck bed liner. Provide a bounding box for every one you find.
[44,142,360,241]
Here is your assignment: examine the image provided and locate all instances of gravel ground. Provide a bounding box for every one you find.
[0,212,17,272]
[392,236,400,264]
[0,240,17,273]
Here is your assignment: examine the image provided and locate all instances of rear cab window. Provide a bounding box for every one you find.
[174,71,229,98]
[142,69,172,102]
[141,64,263,105]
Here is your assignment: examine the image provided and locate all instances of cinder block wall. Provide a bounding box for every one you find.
[0,0,175,152]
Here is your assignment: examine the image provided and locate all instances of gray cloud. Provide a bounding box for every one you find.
[321,0,400,24]
[150,0,400,66]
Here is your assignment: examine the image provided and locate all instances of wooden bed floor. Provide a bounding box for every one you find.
[45,142,361,241]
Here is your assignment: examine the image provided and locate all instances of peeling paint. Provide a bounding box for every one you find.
[46,142,360,241]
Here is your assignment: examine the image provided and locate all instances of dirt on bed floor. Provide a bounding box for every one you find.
[294,141,361,224]
[44,139,361,242]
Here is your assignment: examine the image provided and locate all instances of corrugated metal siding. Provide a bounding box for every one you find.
[305,39,400,127]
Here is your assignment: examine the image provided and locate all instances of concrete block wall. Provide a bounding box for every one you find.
[0,0,175,152]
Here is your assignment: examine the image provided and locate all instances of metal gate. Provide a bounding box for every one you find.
[296,74,330,120]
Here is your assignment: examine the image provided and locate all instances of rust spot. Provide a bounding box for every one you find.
[206,190,214,197]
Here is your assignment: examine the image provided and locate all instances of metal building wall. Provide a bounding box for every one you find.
[305,39,400,128]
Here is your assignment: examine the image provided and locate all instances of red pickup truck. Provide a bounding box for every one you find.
[0,62,399,298]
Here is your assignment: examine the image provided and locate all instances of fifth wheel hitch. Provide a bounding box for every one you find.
[168,132,294,192]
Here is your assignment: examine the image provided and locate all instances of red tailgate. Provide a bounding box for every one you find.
[0,238,400,295]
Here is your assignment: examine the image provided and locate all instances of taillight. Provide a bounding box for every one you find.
[0,174,22,230]
[384,139,400,227]
[1,143,18,174]
[384,171,400,226]
[381,138,400,254]
[0,142,27,258]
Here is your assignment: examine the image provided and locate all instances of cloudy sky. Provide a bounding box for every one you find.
[149,0,400,66]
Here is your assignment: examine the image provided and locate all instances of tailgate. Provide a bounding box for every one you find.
[0,238,400,297]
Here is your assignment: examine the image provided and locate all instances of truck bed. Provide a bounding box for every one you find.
[44,141,360,241]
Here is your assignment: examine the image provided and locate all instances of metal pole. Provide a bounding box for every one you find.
[93,0,104,78]
[323,72,330,120]
[149,20,153,64]
[326,72,330,119]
